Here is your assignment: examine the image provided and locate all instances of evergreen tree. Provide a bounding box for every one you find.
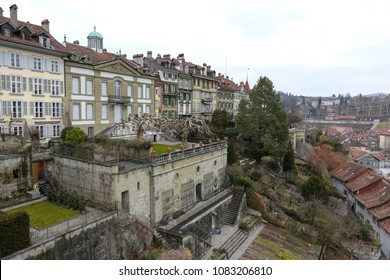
[282,141,296,172]
[235,76,290,162]
[227,141,237,165]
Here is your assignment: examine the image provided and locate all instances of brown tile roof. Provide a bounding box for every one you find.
[0,15,68,54]
[64,42,139,69]
[355,179,390,209]
[217,75,241,91]
[345,170,382,192]
[330,161,370,183]
[379,217,390,234]
[349,148,369,161]
[371,152,385,161]
[370,200,390,220]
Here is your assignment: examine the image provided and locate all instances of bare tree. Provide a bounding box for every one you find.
[113,114,213,144]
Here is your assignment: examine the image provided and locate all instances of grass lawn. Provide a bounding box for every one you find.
[6,201,79,230]
[152,143,183,154]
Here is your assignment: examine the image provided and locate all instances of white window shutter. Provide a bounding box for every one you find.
[46,124,52,137]
[23,102,28,117]
[30,101,34,117]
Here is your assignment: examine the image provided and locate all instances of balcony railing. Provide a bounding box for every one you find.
[163,91,178,96]
[201,97,213,103]
[108,95,131,104]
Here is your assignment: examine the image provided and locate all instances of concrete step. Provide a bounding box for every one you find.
[219,229,248,258]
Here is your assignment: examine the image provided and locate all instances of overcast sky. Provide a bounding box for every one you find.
[4,0,390,97]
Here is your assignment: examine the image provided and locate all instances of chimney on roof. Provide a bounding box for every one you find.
[73,40,79,45]
[103,48,107,53]
[156,54,161,65]
[0,7,4,16]
[147,51,152,59]
[133,53,143,65]
[9,4,18,28]
[41,19,50,33]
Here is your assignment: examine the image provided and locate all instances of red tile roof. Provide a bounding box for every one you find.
[217,75,241,91]
[330,161,370,183]
[370,200,390,220]
[345,170,382,192]
[355,179,390,209]
[379,217,390,234]
[0,15,68,54]
[371,152,385,161]
[349,148,369,161]
[64,42,139,69]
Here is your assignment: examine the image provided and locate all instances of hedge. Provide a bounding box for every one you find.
[0,211,31,257]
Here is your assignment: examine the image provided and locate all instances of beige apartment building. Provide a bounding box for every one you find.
[190,63,218,120]
[0,5,68,142]
[62,29,156,136]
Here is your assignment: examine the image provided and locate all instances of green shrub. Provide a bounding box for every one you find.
[0,211,30,257]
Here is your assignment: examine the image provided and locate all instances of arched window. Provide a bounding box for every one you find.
[114,80,121,97]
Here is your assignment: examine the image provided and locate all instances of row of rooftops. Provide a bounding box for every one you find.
[0,4,251,94]
[330,161,390,233]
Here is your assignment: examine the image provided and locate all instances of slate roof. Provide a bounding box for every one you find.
[330,161,370,183]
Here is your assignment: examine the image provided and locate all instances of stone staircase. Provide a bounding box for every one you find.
[219,229,248,259]
[153,229,172,249]
[224,190,243,226]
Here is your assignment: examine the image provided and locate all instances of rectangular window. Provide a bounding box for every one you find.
[102,104,108,119]
[72,104,80,120]
[12,101,23,118]
[72,77,79,94]
[101,81,107,96]
[145,86,150,99]
[145,105,150,114]
[52,125,60,137]
[4,28,11,36]
[138,105,143,114]
[114,81,121,97]
[127,105,132,116]
[32,78,43,95]
[138,86,142,98]
[127,84,132,97]
[51,80,60,96]
[163,96,168,106]
[12,126,23,136]
[86,103,93,119]
[51,60,59,73]
[52,102,61,118]
[11,76,22,93]
[36,125,45,138]
[86,79,93,95]
[33,56,42,70]
[10,53,21,67]
[34,101,44,118]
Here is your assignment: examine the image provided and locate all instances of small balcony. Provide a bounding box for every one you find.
[202,110,212,115]
[163,91,178,96]
[201,97,213,103]
[108,95,131,104]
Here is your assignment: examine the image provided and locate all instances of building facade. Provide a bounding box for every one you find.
[0,5,68,142]
[62,29,155,136]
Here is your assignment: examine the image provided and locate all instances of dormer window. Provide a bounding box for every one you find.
[4,28,11,36]
[39,36,51,48]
